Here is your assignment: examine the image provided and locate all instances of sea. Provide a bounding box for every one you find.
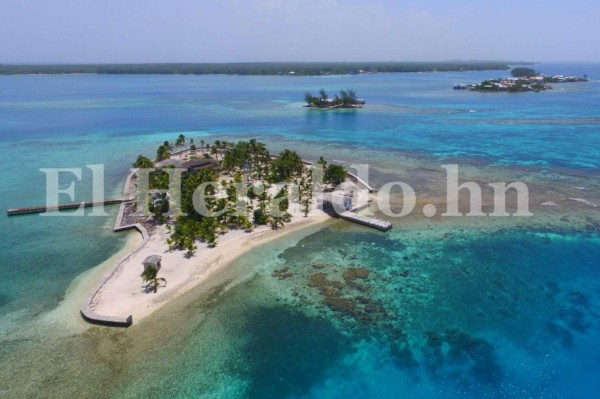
[0,63,599,398]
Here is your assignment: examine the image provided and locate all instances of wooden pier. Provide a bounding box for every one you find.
[6,198,125,216]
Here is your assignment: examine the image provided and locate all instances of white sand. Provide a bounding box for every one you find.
[91,214,330,324]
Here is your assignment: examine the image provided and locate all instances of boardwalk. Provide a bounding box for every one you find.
[7,198,125,216]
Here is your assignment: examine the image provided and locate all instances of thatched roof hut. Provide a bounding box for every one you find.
[142,255,162,272]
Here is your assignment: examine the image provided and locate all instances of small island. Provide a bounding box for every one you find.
[304,89,365,109]
[455,67,589,93]
[81,136,389,326]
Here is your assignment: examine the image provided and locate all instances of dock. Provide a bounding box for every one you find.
[325,188,392,232]
[6,198,124,216]
[338,211,392,231]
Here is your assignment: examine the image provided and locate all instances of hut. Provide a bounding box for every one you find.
[182,159,217,173]
[142,255,162,272]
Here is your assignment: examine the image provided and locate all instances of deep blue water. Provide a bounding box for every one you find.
[0,63,599,397]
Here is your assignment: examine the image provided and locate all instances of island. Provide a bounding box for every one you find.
[304,89,365,109]
[455,67,589,92]
[81,136,389,326]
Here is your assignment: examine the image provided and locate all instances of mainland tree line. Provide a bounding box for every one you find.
[0,62,512,76]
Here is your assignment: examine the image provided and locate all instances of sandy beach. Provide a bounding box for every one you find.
[90,214,331,324]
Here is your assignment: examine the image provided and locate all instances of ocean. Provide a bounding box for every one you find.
[0,63,599,398]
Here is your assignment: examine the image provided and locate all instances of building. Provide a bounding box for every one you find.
[182,159,218,173]
[142,255,162,272]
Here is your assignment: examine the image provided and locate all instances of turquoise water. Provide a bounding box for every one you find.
[123,226,600,398]
[1,63,599,397]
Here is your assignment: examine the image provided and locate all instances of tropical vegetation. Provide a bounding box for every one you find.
[133,136,348,256]
[141,267,167,293]
[304,89,362,108]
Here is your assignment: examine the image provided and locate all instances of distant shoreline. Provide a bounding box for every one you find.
[0,61,519,76]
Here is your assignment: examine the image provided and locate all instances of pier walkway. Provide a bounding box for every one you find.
[337,211,392,231]
[7,198,125,216]
[325,186,392,232]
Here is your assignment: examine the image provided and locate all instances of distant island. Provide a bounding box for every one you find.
[0,61,515,76]
[304,89,365,109]
[454,67,589,92]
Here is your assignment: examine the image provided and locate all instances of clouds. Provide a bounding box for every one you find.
[0,0,598,62]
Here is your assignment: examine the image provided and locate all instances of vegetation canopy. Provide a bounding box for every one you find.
[511,67,537,77]
[136,137,348,255]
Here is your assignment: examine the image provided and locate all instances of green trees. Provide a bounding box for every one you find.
[271,149,304,182]
[339,89,350,106]
[324,164,347,186]
[175,134,186,149]
[141,267,167,293]
[339,89,358,107]
[167,217,201,255]
[165,140,310,254]
[511,67,536,77]
[149,167,171,190]
[210,146,219,159]
[0,62,510,76]
[156,141,172,161]
[347,89,357,103]
[222,143,250,172]
[304,92,314,105]
[319,89,328,102]
[167,168,221,254]
[306,89,359,108]
[132,155,154,168]
[253,208,268,225]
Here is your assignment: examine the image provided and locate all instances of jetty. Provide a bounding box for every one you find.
[7,198,125,216]
[325,185,392,232]
[337,210,392,231]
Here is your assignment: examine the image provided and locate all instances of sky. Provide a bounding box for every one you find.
[1,0,599,63]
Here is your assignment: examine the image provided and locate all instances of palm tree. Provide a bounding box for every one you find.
[319,88,328,102]
[141,267,167,293]
[304,91,314,105]
[157,144,170,161]
[347,89,357,104]
[176,134,186,148]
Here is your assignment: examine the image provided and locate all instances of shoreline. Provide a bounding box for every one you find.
[90,213,331,326]
[79,137,600,327]
[80,144,379,327]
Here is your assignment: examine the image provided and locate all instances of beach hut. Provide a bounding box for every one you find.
[142,255,162,272]
[182,159,217,173]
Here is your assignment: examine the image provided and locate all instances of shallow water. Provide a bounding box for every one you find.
[9,225,594,398]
